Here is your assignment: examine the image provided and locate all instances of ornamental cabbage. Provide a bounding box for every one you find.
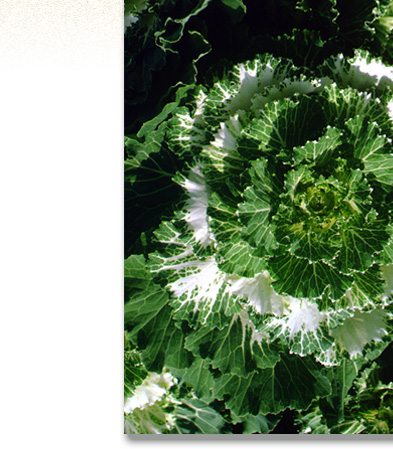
[125,49,393,433]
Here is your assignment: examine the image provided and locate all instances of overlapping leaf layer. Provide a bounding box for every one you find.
[124,50,393,433]
[125,2,393,430]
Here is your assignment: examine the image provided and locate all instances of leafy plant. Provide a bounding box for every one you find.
[125,2,393,434]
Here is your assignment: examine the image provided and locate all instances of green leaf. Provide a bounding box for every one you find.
[124,0,148,16]
[296,403,331,434]
[155,0,212,50]
[185,312,280,376]
[208,191,267,277]
[220,0,246,22]
[124,255,190,372]
[326,355,393,434]
[328,359,359,423]
[166,87,210,157]
[238,159,278,252]
[363,153,393,185]
[125,127,165,173]
[379,231,393,264]
[330,420,366,434]
[332,265,386,311]
[214,355,331,415]
[345,116,390,161]
[293,126,343,166]
[238,413,280,434]
[124,348,149,400]
[335,221,389,273]
[137,84,196,139]
[321,85,390,129]
[220,0,245,13]
[124,127,184,256]
[176,358,215,401]
[124,402,175,434]
[268,252,352,300]
[335,0,389,45]
[124,254,150,280]
[171,397,225,434]
[240,95,326,157]
[238,188,276,252]
[217,234,267,277]
[266,29,326,69]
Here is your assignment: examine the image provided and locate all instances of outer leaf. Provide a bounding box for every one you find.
[330,309,389,357]
[171,397,225,434]
[296,403,331,434]
[124,347,149,400]
[214,355,331,416]
[155,1,212,51]
[175,357,215,401]
[327,359,359,422]
[124,255,190,371]
[239,413,280,434]
[264,298,335,362]
[333,265,386,311]
[124,369,178,434]
[152,252,239,328]
[220,0,246,22]
[184,312,280,376]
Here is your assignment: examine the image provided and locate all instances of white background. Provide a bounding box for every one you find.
[0,1,391,447]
